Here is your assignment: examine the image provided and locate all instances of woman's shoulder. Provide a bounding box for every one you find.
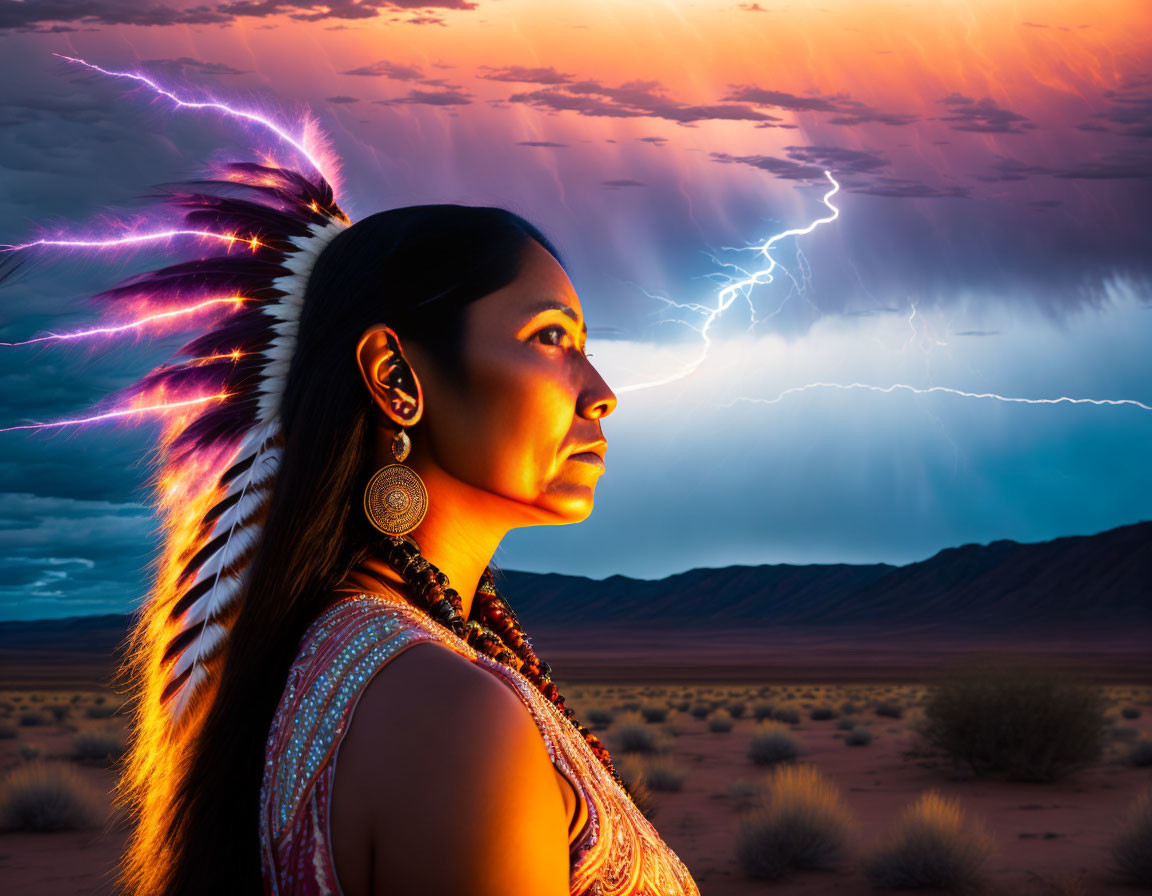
[261,592,440,835]
[329,632,571,894]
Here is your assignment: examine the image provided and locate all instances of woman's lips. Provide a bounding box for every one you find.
[568,451,605,469]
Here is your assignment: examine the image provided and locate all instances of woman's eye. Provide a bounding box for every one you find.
[533,325,568,347]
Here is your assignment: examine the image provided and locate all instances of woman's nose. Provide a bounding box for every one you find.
[579,364,617,420]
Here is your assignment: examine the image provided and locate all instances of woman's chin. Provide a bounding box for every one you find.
[533,482,598,524]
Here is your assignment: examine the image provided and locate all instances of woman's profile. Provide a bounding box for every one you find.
[5,144,700,893]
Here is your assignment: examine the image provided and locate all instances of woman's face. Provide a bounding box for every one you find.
[405,239,617,525]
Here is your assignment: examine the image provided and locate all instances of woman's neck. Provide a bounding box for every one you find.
[348,461,511,622]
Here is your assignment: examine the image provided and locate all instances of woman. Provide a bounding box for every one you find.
[36,158,704,894]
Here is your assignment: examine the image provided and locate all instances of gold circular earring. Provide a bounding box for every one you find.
[363,428,428,538]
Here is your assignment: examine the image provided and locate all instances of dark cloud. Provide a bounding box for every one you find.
[0,493,156,619]
[0,1,231,30]
[981,150,1152,182]
[714,144,968,197]
[0,0,477,31]
[374,88,473,106]
[479,66,572,85]
[517,140,568,148]
[602,179,646,188]
[711,144,890,183]
[342,60,425,80]
[638,136,668,146]
[937,94,1032,134]
[325,95,360,104]
[723,85,919,126]
[1053,149,1152,180]
[142,56,249,75]
[508,78,780,124]
[738,3,768,10]
[850,177,970,198]
[712,152,827,181]
[400,13,446,25]
[977,156,1053,182]
[1079,89,1152,138]
[784,145,890,174]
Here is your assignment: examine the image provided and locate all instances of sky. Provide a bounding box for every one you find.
[0,0,1149,620]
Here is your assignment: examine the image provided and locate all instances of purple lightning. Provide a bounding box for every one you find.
[0,296,247,347]
[53,54,336,187]
[0,393,230,434]
[2,230,264,254]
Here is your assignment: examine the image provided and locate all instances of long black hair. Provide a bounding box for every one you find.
[116,198,565,895]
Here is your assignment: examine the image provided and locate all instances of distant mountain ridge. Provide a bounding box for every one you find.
[501,520,1151,630]
[1,522,1148,652]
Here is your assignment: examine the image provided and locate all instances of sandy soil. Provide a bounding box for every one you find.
[1,676,1149,895]
[577,688,1152,895]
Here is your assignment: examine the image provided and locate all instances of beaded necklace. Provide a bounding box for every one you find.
[349,535,633,801]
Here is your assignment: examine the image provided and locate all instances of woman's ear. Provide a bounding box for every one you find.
[355,325,424,427]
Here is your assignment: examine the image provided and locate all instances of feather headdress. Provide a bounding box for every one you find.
[137,165,351,723]
[4,158,351,725]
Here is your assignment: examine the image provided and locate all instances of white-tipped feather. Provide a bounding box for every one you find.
[164,426,279,722]
[162,215,348,724]
[169,620,229,684]
[168,663,209,721]
[188,519,262,587]
[179,572,247,629]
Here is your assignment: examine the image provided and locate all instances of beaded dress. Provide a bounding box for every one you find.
[259,588,700,896]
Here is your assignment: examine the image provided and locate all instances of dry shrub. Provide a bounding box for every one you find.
[19,710,48,727]
[1111,786,1152,886]
[585,707,614,729]
[0,760,103,832]
[919,657,1107,782]
[708,709,734,733]
[0,721,16,739]
[875,700,905,719]
[723,777,762,811]
[735,764,855,879]
[845,726,874,747]
[727,702,746,719]
[773,705,801,725]
[752,701,775,721]
[73,727,127,764]
[612,712,662,754]
[864,791,991,891]
[637,757,687,792]
[1127,738,1152,768]
[640,704,668,723]
[810,706,837,721]
[748,722,799,766]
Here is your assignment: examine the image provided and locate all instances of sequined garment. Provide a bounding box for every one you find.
[260,591,700,896]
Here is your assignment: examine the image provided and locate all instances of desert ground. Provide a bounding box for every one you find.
[1,635,1150,895]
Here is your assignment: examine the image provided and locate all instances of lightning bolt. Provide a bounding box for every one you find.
[0,296,248,347]
[2,230,265,255]
[618,171,840,393]
[617,170,1147,416]
[724,382,1152,412]
[53,54,334,185]
[0,392,230,434]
